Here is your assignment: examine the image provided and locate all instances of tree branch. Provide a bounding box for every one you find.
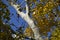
[10,0,43,40]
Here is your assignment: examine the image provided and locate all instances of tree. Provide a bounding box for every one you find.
[8,0,43,40]
[0,0,60,40]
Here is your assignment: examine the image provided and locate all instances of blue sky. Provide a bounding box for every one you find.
[2,0,28,32]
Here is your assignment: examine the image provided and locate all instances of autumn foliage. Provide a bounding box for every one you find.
[25,0,60,37]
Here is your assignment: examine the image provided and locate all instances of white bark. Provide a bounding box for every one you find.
[10,1,43,40]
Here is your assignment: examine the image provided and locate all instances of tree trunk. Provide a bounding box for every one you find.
[10,1,43,40]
